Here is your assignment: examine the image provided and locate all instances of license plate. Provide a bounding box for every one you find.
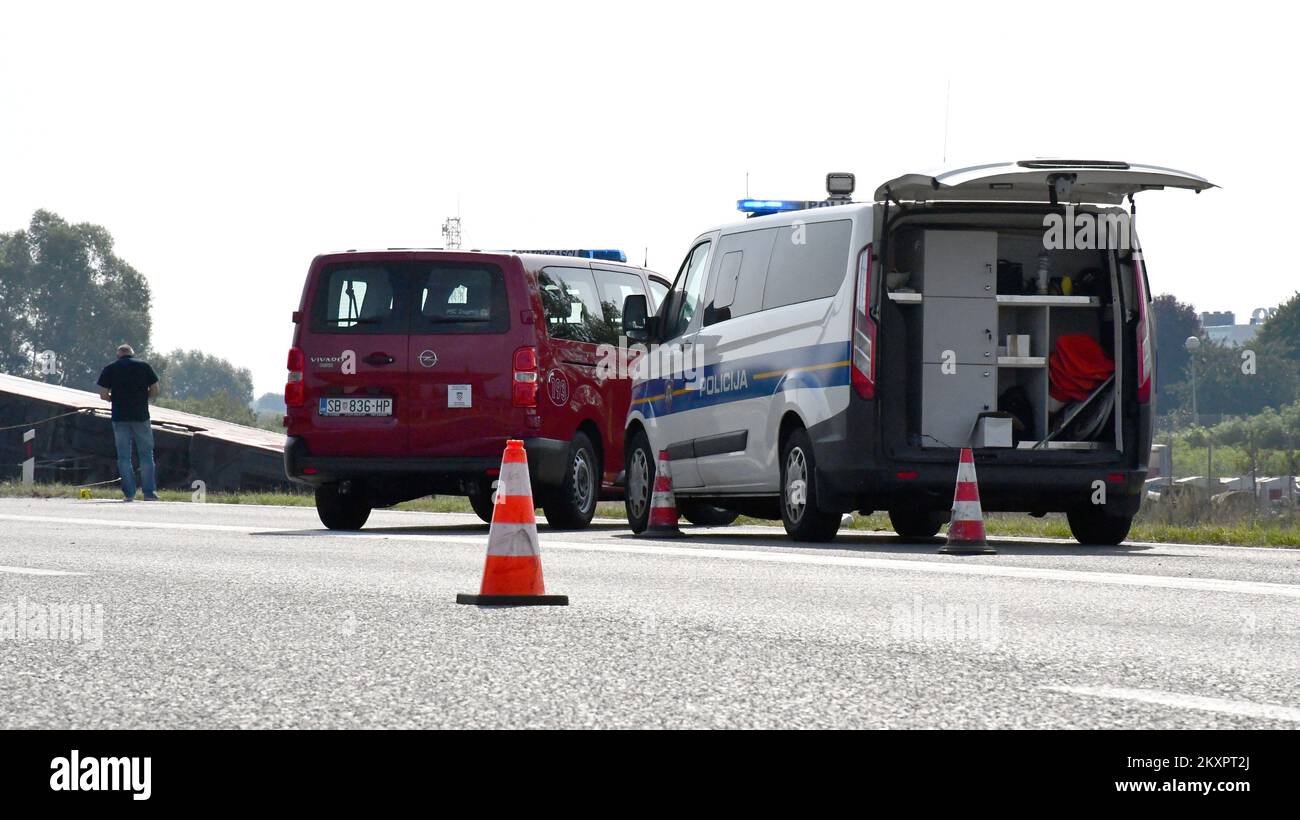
[318,397,393,417]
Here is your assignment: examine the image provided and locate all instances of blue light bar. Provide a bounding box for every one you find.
[513,248,628,263]
[737,199,806,215]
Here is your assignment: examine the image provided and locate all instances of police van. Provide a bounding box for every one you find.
[620,161,1214,544]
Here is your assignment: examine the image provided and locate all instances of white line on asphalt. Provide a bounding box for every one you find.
[0,565,85,576]
[1042,685,1300,723]
[4,512,1300,599]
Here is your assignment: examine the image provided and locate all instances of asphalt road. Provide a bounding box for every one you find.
[2,497,1298,729]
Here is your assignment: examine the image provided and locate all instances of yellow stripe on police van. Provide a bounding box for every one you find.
[753,360,851,380]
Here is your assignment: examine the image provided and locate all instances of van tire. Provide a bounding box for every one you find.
[889,508,947,539]
[543,431,599,530]
[1067,508,1133,546]
[624,428,655,534]
[468,489,495,525]
[315,485,371,531]
[779,428,841,542]
[680,502,740,527]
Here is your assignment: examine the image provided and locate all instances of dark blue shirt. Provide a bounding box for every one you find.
[96,357,159,422]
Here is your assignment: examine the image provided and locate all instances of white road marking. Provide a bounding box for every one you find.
[1043,685,1300,723]
[4,512,1300,599]
[0,564,85,576]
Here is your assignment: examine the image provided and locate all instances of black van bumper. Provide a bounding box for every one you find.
[284,436,571,493]
[809,410,1144,517]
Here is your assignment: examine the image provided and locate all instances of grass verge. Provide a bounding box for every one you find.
[2,481,1296,547]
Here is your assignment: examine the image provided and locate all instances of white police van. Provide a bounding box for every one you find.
[620,161,1214,543]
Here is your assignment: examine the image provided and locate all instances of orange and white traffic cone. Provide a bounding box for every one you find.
[644,450,684,538]
[938,448,996,555]
[456,439,569,606]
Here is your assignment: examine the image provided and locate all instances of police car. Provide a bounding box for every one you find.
[620,162,1214,544]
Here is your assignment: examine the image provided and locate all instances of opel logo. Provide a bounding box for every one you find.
[418,350,438,368]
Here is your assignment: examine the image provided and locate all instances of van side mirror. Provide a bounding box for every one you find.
[623,294,650,343]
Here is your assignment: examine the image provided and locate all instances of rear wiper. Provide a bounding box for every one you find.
[324,317,382,325]
[424,317,490,324]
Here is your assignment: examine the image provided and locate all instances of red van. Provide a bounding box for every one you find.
[283,249,669,530]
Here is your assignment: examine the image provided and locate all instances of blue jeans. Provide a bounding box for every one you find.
[113,421,156,499]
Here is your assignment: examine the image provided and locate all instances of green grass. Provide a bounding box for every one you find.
[2,481,1296,547]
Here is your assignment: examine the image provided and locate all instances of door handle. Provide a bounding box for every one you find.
[364,353,396,366]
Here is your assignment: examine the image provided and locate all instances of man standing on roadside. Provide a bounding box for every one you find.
[97,344,161,502]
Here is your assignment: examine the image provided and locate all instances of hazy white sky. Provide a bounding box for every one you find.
[2,0,1295,393]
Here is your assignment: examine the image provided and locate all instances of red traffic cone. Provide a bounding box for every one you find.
[939,448,996,555]
[644,450,684,538]
[457,440,569,605]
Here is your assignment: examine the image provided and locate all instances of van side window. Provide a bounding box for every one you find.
[762,219,853,310]
[647,277,669,311]
[592,268,647,340]
[313,265,405,334]
[705,227,777,325]
[540,267,609,344]
[414,264,510,334]
[662,241,712,340]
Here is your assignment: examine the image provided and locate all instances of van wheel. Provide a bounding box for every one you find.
[888,508,947,539]
[680,502,740,527]
[624,428,655,534]
[1067,508,1133,546]
[468,489,495,525]
[779,428,841,542]
[543,431,599,530]
[315,484,371,531]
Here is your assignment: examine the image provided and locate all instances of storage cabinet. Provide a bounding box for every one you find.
[918,230,998,447]
[921,363,996,449]
[922,296,997,365]
[920,231,997,298]
[892,228,1116,451]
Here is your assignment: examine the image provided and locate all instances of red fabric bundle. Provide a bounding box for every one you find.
[1049,333,1114,402]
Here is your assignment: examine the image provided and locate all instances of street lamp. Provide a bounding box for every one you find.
[1183,334,1212,492]
[1184,335,1201,426]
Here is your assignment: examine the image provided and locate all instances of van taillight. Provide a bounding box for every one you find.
[1134,255,1152,404]
[851,244,877,400]
[513,346,539,407]
[285,346,305,407]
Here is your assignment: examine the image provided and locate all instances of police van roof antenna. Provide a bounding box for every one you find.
[942,77,951,163]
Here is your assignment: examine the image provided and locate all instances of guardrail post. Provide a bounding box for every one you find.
[22,428,35,485]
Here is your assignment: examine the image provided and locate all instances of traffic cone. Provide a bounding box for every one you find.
[938,448,996,555]
[456,439,569,606]
[644,450,684,538]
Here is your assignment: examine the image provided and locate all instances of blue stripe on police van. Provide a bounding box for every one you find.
[630,341,851,417]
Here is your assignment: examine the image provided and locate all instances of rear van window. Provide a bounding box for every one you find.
[414,264,510,334]
[312,265,405,334]
[310,262,509,334]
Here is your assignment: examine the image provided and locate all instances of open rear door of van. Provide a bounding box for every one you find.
[875,160,1215,205]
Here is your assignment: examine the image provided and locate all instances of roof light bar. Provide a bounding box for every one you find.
[512,249,627,262]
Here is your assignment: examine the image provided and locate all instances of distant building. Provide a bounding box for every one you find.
[1200,307,1274,348]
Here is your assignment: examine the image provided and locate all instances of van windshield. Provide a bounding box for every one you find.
[311,262,509,334]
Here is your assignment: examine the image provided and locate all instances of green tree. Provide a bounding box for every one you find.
[1172,338,1300,417]
[1254,290,1300,362]
[0,210,153,389]
[1151,293,1200,412]
[154,349,254,405]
